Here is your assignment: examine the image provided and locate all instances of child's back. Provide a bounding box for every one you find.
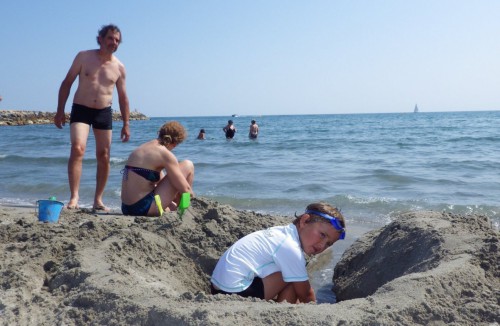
[211,224,307,293]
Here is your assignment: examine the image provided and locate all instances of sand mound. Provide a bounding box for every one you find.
[333,211,499,325]
[0,198,498,325]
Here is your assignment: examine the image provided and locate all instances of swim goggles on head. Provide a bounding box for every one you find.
[305,210,346,240]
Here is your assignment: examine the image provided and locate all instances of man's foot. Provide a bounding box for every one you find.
[92,204,110,213]
[66,198,79,209]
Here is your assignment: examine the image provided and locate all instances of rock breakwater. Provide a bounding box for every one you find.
[0,110,149,126]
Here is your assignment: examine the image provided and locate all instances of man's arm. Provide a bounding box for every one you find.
[116,65,130,142]
[54,53,81,129]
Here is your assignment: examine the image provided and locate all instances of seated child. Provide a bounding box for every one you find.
[121,121,195,216]
[210,202,345,303]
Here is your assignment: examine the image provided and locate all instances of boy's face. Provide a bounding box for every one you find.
[298,215,341,256]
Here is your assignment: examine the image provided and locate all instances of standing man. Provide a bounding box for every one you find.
[54,24,130,211]
[249,119,259,139]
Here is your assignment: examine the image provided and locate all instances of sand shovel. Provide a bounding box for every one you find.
[178,193,190,220]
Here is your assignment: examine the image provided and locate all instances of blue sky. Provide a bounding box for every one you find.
[1,1,499,117]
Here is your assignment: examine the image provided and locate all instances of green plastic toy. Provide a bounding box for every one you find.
[154,195,164,216]
[178,193,190,219]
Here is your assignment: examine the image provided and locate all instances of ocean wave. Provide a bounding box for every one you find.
[446,136,500,143]
[110,157,127,166]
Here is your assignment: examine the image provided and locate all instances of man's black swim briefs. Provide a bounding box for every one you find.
[70,103,113,130]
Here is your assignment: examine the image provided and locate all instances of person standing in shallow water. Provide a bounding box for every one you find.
[223,120,236,139]
[197,129,206,140]
[249,120,259,139]
[54,24,130,211]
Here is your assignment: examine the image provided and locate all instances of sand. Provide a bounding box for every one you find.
[0,197,498,325]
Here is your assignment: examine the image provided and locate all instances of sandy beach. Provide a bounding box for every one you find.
[0,197,498,325]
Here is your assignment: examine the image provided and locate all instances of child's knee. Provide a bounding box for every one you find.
[181,160,195,172]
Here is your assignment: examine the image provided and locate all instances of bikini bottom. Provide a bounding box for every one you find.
[121,191,155,216]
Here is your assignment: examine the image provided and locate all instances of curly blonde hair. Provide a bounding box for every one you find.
[157,121,187,146]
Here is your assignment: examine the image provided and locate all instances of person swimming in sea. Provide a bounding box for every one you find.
[249,120,259,139]
[223,120,236,139]
[197,129,206,140]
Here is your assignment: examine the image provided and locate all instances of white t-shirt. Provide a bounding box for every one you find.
[211,224,308,293]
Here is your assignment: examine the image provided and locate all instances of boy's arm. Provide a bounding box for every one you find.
[293,281,316,303]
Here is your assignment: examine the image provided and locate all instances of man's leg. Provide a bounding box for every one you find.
[93,128,112,210]
[68,123,90,208]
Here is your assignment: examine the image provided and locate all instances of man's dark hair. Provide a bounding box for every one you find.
[96,24,122,45]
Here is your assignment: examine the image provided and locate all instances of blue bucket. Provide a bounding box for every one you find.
[36,200,64,223]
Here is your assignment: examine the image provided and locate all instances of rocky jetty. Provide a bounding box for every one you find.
[0,110,149,126]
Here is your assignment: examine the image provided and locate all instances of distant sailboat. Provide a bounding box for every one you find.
[414,104,419,113]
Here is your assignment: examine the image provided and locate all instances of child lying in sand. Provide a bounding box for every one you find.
[210,202,346,303]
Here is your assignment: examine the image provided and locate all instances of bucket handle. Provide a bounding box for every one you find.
[35,200,39,217]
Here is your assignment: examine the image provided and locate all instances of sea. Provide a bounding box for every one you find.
[1,111,499,302]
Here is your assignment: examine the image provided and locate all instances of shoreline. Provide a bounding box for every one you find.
[0,197,498,325]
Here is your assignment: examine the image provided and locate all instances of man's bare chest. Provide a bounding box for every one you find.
[82,62,120,86]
